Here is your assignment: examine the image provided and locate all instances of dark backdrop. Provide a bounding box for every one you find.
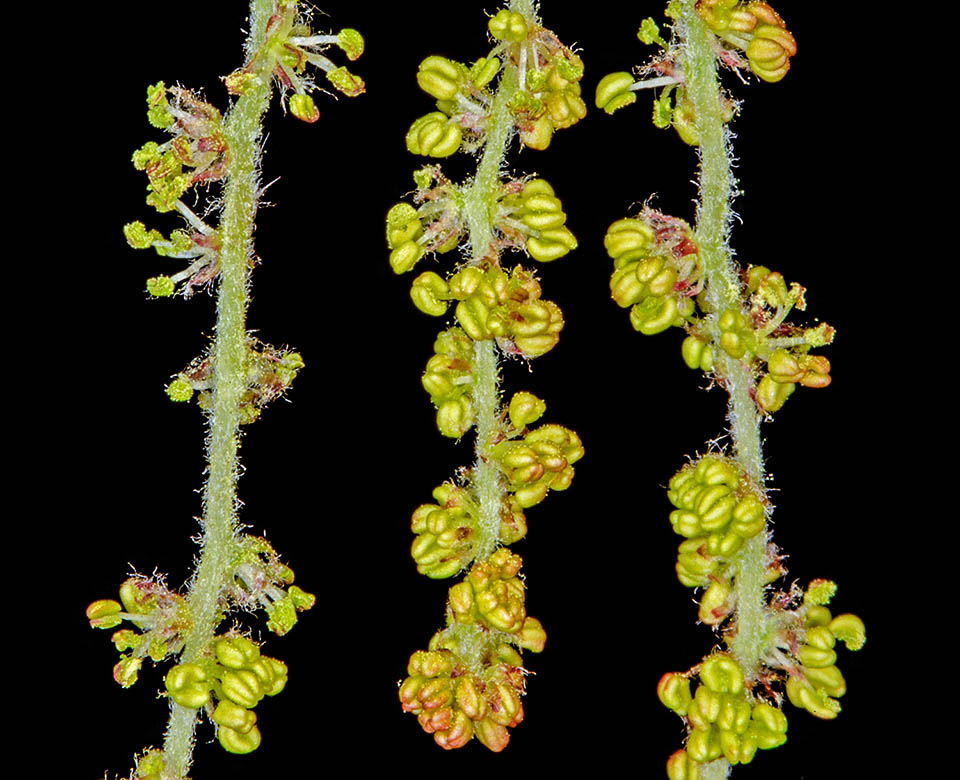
[60,3,893,778]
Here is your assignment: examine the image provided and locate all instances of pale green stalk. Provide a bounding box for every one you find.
[679,0,768,700]
[161,1,273,775]
[462,0,529,561]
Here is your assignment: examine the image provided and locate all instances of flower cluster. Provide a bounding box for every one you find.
[392,3,583,752]
[164,635,288,754]
[165,339,305,424]
[224,2,364,119]
[596,4,862,776]
[604,208,833,416]
[666,457,766,623]
[399,549,546,752]
[87,576,191,688]
[696,0,797,82]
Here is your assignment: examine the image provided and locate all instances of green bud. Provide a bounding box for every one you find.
[488,9,528,41]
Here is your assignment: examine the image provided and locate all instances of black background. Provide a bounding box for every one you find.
[60,2,897,778]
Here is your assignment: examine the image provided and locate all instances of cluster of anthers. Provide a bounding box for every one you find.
[592,4,864,777]
[392,5,584,752]
[596,2,796,146]
[87,537,315,756]
[604,208,833,416]
[123,0,363,299]
[658,579,864,777]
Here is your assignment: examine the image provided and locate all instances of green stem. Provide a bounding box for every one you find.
[679,0,768,682]
[161,1,274,776]
[461,2,528,560]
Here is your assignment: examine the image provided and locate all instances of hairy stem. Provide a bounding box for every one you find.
[462,0,528,561]
[161,1,274,775]
[679,0,768,683]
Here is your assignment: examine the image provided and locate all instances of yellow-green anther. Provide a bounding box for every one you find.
[718,308,753,358]
[798,645,837,668]
[119,581,154,614]
[700,654,744,694]
[698,580,733,624]
[165,663,210,708]
[165,377,193,402]
[488,9,528,42]
[666,750,701,780]
[336,28,364,61]
[114,656,142,688]
[386,202,423,248]
[802,664,846,698]
[751,702,788,735]
[630,295,678,335]
[768,349,803,384]
[471,57,501,88]
[220,669,263,709]
[756,374,794,412]
[326,67,365,97]
[260,657,288,696]
[730,495,764,538]
[527,226,577,262]
[417,56,463,101]
[437,397,473,438]
[389,240,424,274]
[508,391,546,429]
[411,272,451,316]
[146,276,175,297]
[86,600,123,629]
[406,112,463,157]
[595,72,637,114]
[289,93,319,123]
[658,673,693,716]
[746,24,797,83]
[805,579,838,605]
[604,218,656,263]
[687,725,722,762]
[804,625,836,651]
[212,700,257,734]
[214,635,260,670]
[124,221,163,249]
[681,335,714,372]
[829,614,866,650]
[718,696,752,734]
[805,605,833,627]
[519,616,546,652]
[217,724,262,754]
[786,677,841,720]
